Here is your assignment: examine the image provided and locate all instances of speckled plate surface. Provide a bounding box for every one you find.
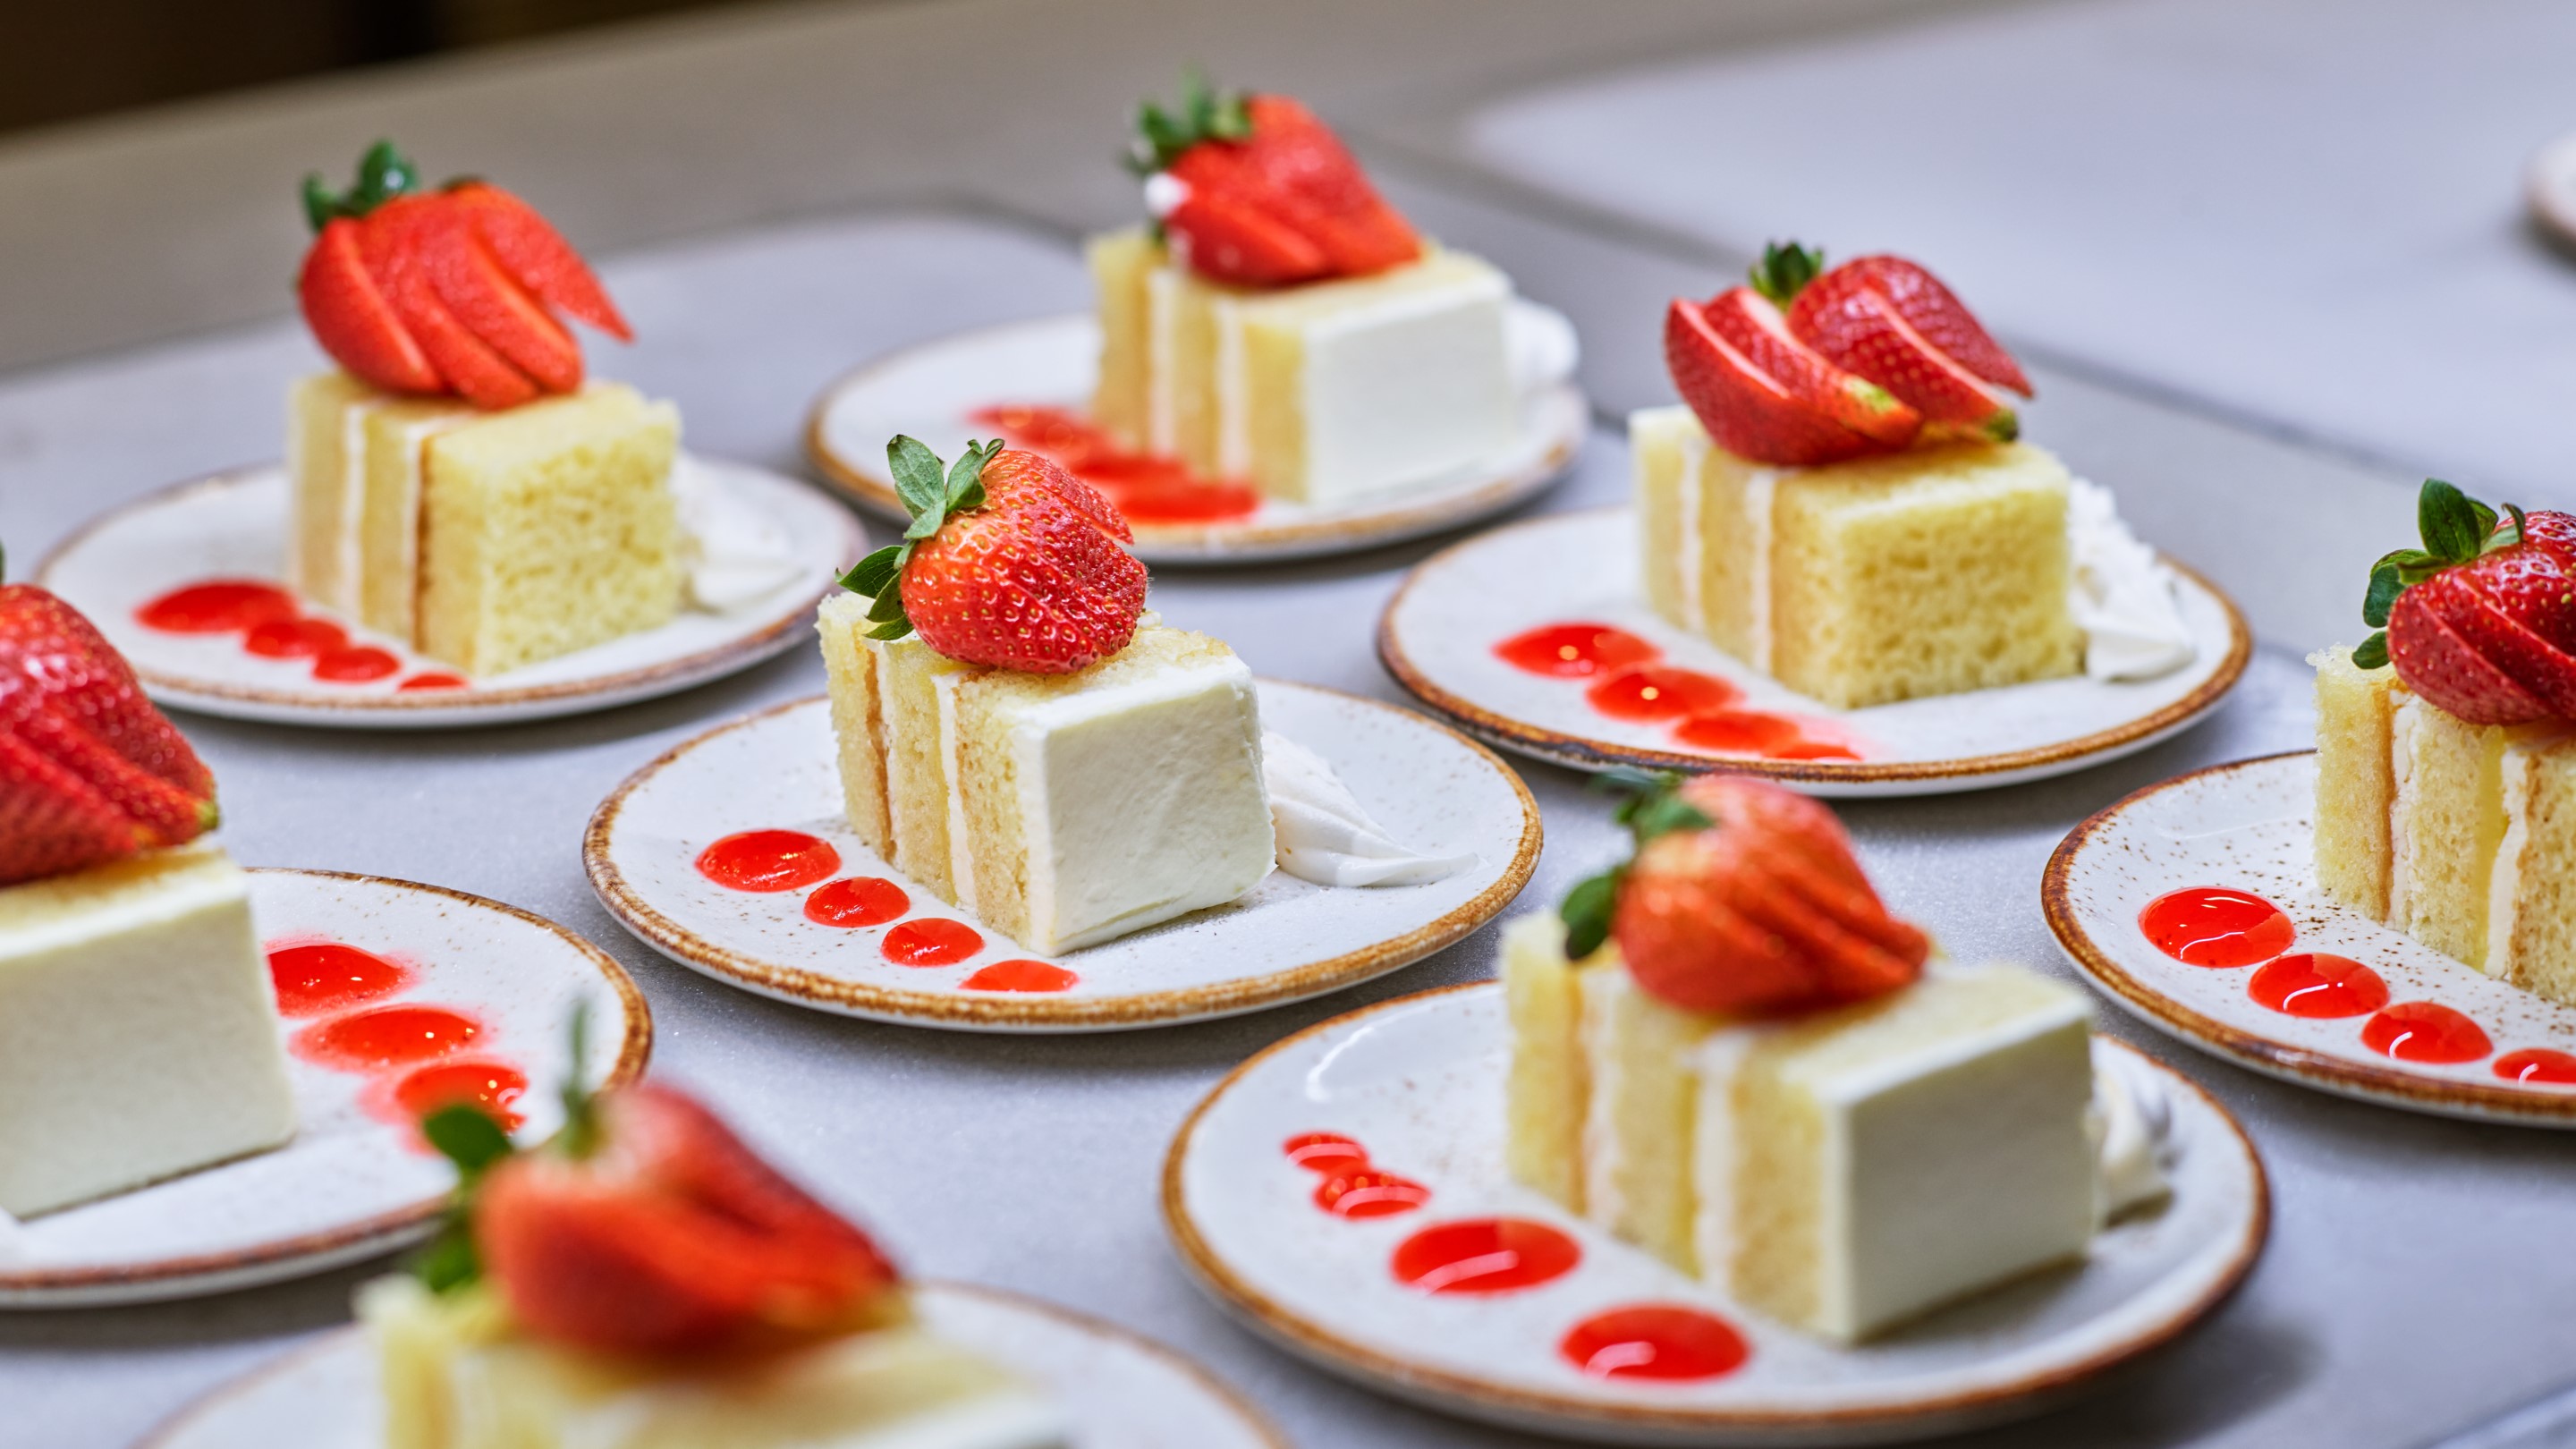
[1379,508,2250,798]
[0,869,648,1309]
[2045,750,2576,1126]
[135,1279,1284,1449]
[584,684,1541,1032]
[803,311,1588,564]
[34,459,861,729]
[1164,983,2267,1447]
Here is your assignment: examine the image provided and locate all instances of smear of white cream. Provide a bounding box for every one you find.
[670,457,802,614]
[2091,1040,2176,1224]
[2068,477,2196,682]
[1262,732,1475,887]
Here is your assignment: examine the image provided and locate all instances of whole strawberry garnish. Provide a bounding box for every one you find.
[1562,771,1927,1016]
[2356,479,2576,724]
[1131,77,1420,286]
[297,140,631,410]
[839,437,1146,674]
[0,558,218,886]
[417,1019,903,1360]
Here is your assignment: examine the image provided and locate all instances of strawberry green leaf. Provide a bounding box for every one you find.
[944,438,1001,518]
[2419,479,2487,564]
[839,546,905,601]
[1129,71,1252,175]
[556,1002,602,1162]
[423,1104,514,1178]
[302,140,420,232]
[1748,242,1826,307]
[1561,869,1623,960]
[2363,561,2404,629]
[2494,504,2529,555]
[413,1216,480,1294]
[864,585,908,625]
[2353,631,2390,670]
[888,436,949,521]
[866,617,916,641]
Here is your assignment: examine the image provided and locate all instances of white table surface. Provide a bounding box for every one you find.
[4,199,2570,1449]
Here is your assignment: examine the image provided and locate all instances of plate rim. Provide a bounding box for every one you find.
[1376,504,2254,790]
[801,311,1587,563]
[1159,979,2271,1439]
[2042,748,2576,1126]
[581,683,1544,1031]
[33,462,859,724]
[128,1278,1292,1449]
[0,868,654,1304]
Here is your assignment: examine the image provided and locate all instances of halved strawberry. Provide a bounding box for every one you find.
[362,199,540,411]
[1699,287,1919,446]
[1664,300,1881,467]
[1790,255,2029,395]
[1792,284,2016,436]
[1161,182,1330,286]
[412,203,583,394]
[445,182,632,342]
[1135,80,1419,286]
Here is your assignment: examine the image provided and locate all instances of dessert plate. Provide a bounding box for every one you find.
[584,683,1541,1032]
[803,310,1588,564]
[1165,982,2267,1447]
[1380,508,2251,797]
[136,1280,1284,1449]
[2046,751,2576,1126]
[34,458,862,729]
[0,869,648,1309]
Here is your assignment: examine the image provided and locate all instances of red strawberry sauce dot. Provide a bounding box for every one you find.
[1671,709,1802,755]
[1317,1171,1431,1218]
[2361,1002,2493,1064]
[398,672,470,691]
[1283,1132,1369,1174]
[970,404,1259,525]
[1390,1217,1581,1295]
[1586,665,1741,722]
[1496,623,1659,679]
[1561,1304,1751,1382]
[697,830,841,892]
[392,1059,530,1131]
[2248,953,2388,1019]
[244,617,348,658]
[267,942,413,1017]
[2495,1048,2576,1086]
[313,645,402,682]
[960,960,1077,992]
[2138,887,2294,967]
[293,1004,484,1072]
[135,580,298,633]
[804,877,910,928]
[882,919,983,966]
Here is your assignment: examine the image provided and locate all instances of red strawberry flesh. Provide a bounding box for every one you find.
[1664,300,1882,467]
[1700,287,1919,446]
[1792,284,2014,432]
[1790,255,2030,395]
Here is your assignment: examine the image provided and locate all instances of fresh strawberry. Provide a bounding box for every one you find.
[1787,254,2030,395]
[1791,284,2017,436]
[1665,300,1883,467]
[0,575,219,886]
[1133,79,1419,286]
[1699,287,1919,446]
[1561,772,1926,1016]
[2358,481,2576,724]
[837,437,1146,674]
[295,141,626,408]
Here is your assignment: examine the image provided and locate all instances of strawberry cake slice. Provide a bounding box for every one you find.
[2315,481,2576,1007]
[1503,774,2169,1343]
[1635,244,2193,709]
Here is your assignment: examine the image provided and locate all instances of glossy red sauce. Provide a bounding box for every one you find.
[803,876,910,928]
[2138,887,2294,967]
[696,830,842,893]
[1390,1217,1581,1295]
[135,580,298,633]
[2247,953,2387,1019]
[267,942,413,1018]
[1316,1170,1432,1219]
[391,1058,530,1132]
[243,617,347,658]
[398,673,469,691]
[2494,1048,2576,1086]
[1585,665,1741,722]
[1560,1304,1751,1382]
[959,959,1077,992]
[2361,1002,2493,1064]
[293,1004,483,1072]
[882,919,984,966]
[1282,1132,1370,1175]
[312,645,402,682]
[972,404,1261,524]
[1495,623,1659,679]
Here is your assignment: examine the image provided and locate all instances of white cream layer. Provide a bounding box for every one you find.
[1673,425,1707,631]
[2388,693,2425,928]
[934,671,980,917]
[1741,469,1779,675]
[330,398,380,617]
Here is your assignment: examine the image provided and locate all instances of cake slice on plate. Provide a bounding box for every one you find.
[0,577,296,1217]
[1504,774,2165,1343]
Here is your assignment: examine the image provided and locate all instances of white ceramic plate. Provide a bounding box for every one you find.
[35,459,863,729]
[584,685,1541,1032]
[803,312,1588,564]
[2045,750,2576,1126]
[1379,508,2251,798]
[0,869,649,1309]
[1164,982,2267,1447]
[135,1280,1284,1449]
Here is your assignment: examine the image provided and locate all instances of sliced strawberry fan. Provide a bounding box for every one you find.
[2359,479,2576,724]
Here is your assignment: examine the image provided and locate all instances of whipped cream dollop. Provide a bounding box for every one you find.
[1262,732,1476,887]
[1506,304,1581,394]
[2091,1040,2177,1223]
[670,457,803,614]
[2068,477,2196,682]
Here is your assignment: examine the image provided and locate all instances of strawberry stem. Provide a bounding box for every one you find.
[1127,70,1252,176]
[301,139,421,233]
[1748,242,1826,307]
[2360,479,2528,652]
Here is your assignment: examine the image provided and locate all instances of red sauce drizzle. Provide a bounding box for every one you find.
[1560,1304,1752,1382]
[697,830,841,893]
[391,1059,530,1132]
[2247,953,2387,1019]
[293,1004,484,1072]
[883,919,983,966]
[1317,1170,1431,1218]
[1496,623,1659,679]
[803,876,910,928]
[960,959,1077,992]
[1390,1217,1581,1295]
[1282,1132,1370,1175]
[1585,665,1741,722]
[267,942,414,1018]
[972,405,1260,524]
[243,617,348,658]
[2138,887,2294,967]
[398,673,469,691]
[135,580,298,633]
[313,646,402,682]
[137,580,444,689]
[2361,1002,2493,1064]
[2495,1048,2576,1085]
